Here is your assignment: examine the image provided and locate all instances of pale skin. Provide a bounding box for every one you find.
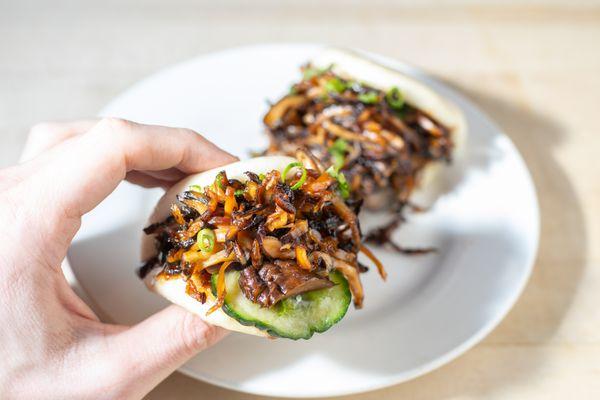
[0,118,238,399]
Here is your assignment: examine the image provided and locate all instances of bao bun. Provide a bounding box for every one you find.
[141,156,296,337]
[311,48,467,208]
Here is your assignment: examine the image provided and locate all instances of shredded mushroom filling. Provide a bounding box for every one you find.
[140,151,385,311]
[262,65,454,248]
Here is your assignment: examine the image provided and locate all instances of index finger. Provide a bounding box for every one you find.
[29,118,238,222]
[20,119,98,162]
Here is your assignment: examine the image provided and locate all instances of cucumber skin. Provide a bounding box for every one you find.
[211,270,351,340]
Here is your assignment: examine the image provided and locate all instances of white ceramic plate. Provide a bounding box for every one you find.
[67,44,539,398]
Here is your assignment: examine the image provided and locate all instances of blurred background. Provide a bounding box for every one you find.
[1,0,599,399]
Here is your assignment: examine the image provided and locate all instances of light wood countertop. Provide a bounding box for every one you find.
[1,1,598,398]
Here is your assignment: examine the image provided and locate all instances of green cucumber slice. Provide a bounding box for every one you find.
[211,270,351,340]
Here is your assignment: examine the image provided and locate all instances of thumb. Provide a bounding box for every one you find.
[109,305,228,398]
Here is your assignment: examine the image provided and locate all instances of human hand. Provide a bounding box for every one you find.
[0,118,237,399]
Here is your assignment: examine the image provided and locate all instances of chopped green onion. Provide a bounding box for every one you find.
[214,171,226,190]
[348,80,361,91]
[258,173,266,181]
[385,86,404,110]
[328,138,349,170]
[330,138,349,153]
[189,184,203,192]
[337,172,350,199]
[290,171,307,190]
[197,228,215,253]
[357,91,379,104]
[234,189,245,196]
[330,151,344,170]
[326,166,350,199]
[289,86,298,95]
[303,67,319,80]
[282,162,308,190]
[325,77,347,94]
[330,139,348,160]
[302,64,333,80]
[282,162,301,183]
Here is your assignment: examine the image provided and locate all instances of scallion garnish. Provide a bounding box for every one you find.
[330,138,349,153]
[234,189,245,197]
[385,86,404,110]
[358,91,379,104]
[214,171,226,190]
[302,64,333,80]
[325,77,347,94]
[189,184,203,192]
[328,138,349,170]
[326,166,350,199]
[282,161,308,190]
[337,172,350,199]
[331,152,344,170]
[303,67,319,80]
[197,228,215,253]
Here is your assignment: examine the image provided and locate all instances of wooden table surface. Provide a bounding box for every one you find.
[2,1,599,398]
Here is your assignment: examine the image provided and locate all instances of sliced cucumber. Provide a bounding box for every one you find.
[211,270,351,340]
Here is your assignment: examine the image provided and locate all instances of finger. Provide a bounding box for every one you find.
[125,169,190,190]
[125,170,172,189]
[140,168,188,182]
[109,305,228,398]
[125,168,187,187]
[20,119,98,162]
[56,270,100,322]
[28,117,237,222]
